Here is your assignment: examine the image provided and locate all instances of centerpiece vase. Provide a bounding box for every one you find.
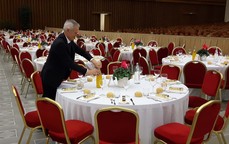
[117,77,128,87]
[200,55,207,61]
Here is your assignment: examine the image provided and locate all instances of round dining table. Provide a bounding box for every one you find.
[55,76,189,144]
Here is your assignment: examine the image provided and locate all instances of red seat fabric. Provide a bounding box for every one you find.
[160,64,181,80]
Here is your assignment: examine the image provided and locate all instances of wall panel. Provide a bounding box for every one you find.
[0,0,226,31]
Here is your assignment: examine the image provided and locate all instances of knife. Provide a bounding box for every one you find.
[130,98,135,105]
[87,97,100,102]
[76,94,87,99]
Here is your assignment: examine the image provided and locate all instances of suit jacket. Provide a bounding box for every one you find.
[41,33,92,88]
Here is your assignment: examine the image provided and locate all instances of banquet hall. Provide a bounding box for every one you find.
[1,0,229,144]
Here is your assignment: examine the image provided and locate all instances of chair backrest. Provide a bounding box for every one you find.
[183,61,207,88]
[113,41,121,48]
[202,70,222,98]
[147,40,158,47]
[69,60,85,79]
[10,47,19,62]
[42,49,49,56]
[107,42,113,54]
[94,106,139,144]
[207,46,222,55]
[139,56,150,75]
[98,43,106,56]
[132,48,147,66]
[12,85,26,119]
[224,66,229,89]
[19,51,32,63]
[36,97,71,143]
[168,42,175,55]
[157,47,168,65]
[187,100,221,143]
[31,71,43,98]
[2,40,10,53]
[112,49,121,62]
[101,58,110,74]
[107,61,122,74]
[116,37,123,43]
[13,43,19,50]
[161,64,181,80]
[172,47,186,55]
[149,48,159,66]
[90,48,101,56]
[21,58,35,79]
[36,49,45,58]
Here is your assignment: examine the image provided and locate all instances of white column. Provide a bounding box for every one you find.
[225,0,229,22]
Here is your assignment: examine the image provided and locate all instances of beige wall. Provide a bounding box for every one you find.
[46,27,229,55]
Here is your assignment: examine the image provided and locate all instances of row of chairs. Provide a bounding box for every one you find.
[13,82,229,143]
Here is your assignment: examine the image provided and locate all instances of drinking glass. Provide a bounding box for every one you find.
[160,73,168,82]
[154,70,160,79]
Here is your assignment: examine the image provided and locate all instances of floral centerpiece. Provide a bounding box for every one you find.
[113,61,131,81]
[134,39,143,46]
[197,44,209,57]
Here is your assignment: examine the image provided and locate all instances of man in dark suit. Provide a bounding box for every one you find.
[41,19,101,100]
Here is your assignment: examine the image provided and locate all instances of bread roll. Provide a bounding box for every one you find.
[156,87,163,94]
[107,92,115,98]
[87,77,93,82]
[106,75,111,79]
[83,89,91,94]
[135,91,143,97]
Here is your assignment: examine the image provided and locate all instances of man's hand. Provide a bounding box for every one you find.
[91,59,102,69]
[86,69,101,76]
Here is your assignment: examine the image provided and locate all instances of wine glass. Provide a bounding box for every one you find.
[154,70,160,79]
[99,75,106,96]
[123,80,129,96]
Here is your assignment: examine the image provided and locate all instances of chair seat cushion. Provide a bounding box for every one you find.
[188,96,208,108]
[99,140,137,144]
[25,111,41,127]
[49,120,93,143]
[154,122,203,144]
[185,109,224,132]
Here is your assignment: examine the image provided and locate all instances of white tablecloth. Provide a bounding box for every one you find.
[55,77,189,144]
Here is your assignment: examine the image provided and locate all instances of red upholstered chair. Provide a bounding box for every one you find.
[207,46,222,55]
[12,85,41,144]
[10,47,20,75]
[13,43,20,50]
[116,37,123,43]
[101,58,110,74]
[183,61,207,88]
[21,58,36,98]
[107,61,122,74]
[172,46,186,55]
[138,56,152,75]
[147,40,158,47]
[113,41,121,48]
[98,43,106,57]
[76,38,85,46]
[160,64,181,80]
[112,49,121,62]
[31,71,43,98]
[167,42,175,55]
[148,48,161,70]
[36,97,94,144]
[157,47,168,65]
[36,48,46,58]
[19,51,32,63]
[42,49,49,56]
[154,100,221,144]
[185,101,229,144]
[132,48,147,67]
[188,70,222,108]
[90,48,101,56]
[2,40,11,61]
[69,60,85,79]
[94,106,139,144]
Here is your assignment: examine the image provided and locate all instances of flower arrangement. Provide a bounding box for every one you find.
[113,61,131,80]
[134,39,143,46]
[41,40,48,46]
[197,44,209,57]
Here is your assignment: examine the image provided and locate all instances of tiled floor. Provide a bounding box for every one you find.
[0,51,228,144]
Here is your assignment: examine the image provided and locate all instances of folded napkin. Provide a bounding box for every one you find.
[78,94,100,102]
[165,79,181,85]
[166,86,187,93]
[148,94,172,101]
[62,79,77,84]
[60,87,77,93]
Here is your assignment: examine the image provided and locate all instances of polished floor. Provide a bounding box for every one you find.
[0,51,228,144]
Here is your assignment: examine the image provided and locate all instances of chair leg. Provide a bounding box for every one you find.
[46,137,50,144]
[220,133,227,144]
[25,82,31,98]
[21,79,26,95]
[18,126,26,144]
[26,127,37,144]
[215,132,223,144]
